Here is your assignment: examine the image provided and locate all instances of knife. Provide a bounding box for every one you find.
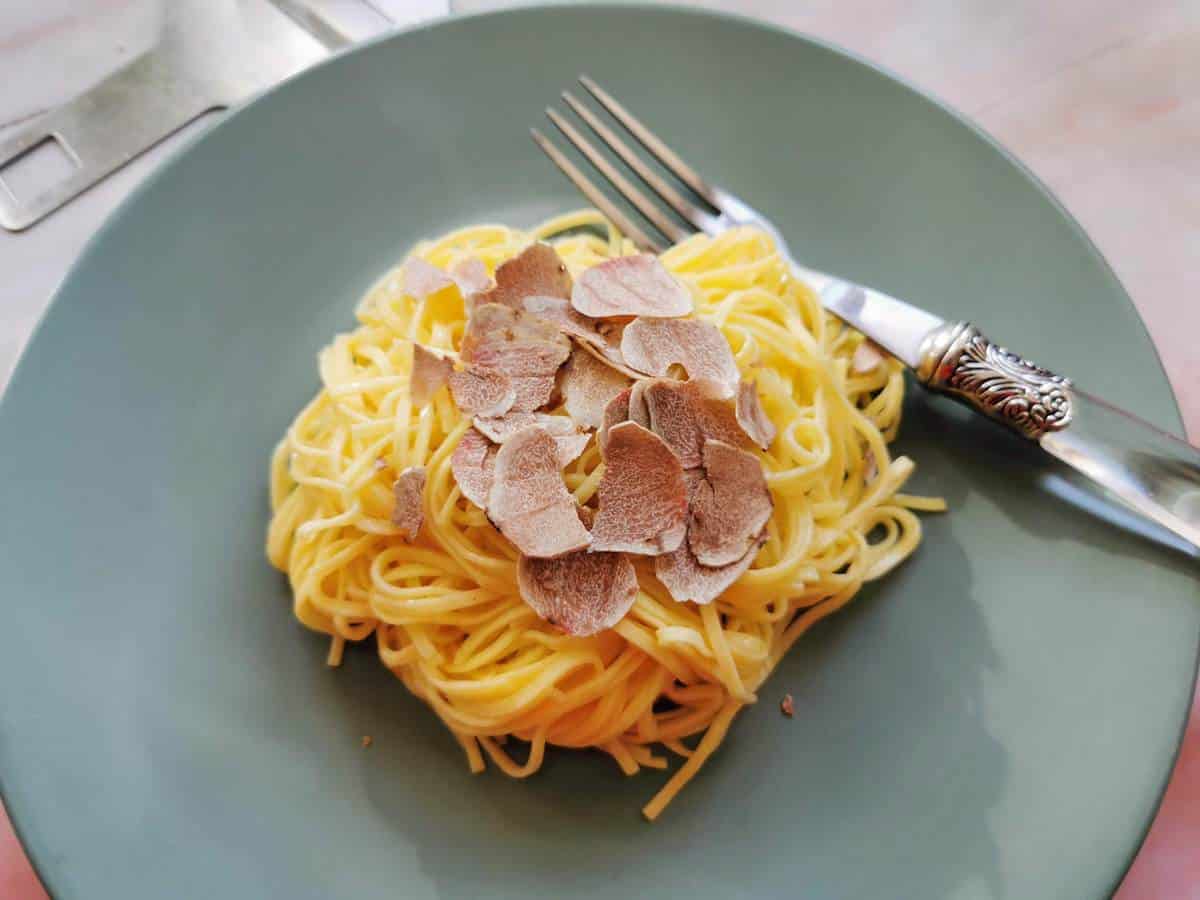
[817,273,1200,553]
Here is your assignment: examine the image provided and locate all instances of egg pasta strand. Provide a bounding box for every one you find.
[266,210,939,820]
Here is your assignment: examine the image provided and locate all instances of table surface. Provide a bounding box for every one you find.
[1,2,1197,898]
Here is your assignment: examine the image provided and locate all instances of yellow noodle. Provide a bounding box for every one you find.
[266,210,940,819]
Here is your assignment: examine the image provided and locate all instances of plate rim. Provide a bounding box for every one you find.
[0,4,1193,897]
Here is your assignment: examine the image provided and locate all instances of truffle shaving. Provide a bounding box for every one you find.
[512,375,558,412]
[391,466,426,540]
[598,388,631,455]
[522,295,604,346]
[473,412,577,443]
[590,422,687,555]
[554,432,592,468]
[411,344,454,408]
[852,340,885,374]
[571,255,692,319]
[463,302,566,349]
[472,412,590,468]
[642,378,753,468]
[734,379,776,450]
[451,257,492,297]
[517,550,639,636]
[460,303,571,411]
[402,258,454,300]
[525,295,646,379]
[688,440,773,567]
[655,531,767,606]
[576,335,646,379]
[448,366,516,417]
[473,243,572,309]
[561,348,633,431]
[487,427,591,558]
[627,378,652,429]
[681,466,706,502]
[575,505,595,529]
[450,428,497,508]
[620,317,739,397]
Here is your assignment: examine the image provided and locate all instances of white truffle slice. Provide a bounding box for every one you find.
[411,344,454,408]
[448,367,516,417]
[619,317,739,396]
[561,348,633,431]
[450,428,497,508]
[598,388,632,456]
[734,379,776,450]
[460,302,571,411]
[402,258,454,300]
[471,413,589,468]
[641,377,752,469]
[687,440,773,567]
[571,255,692,319]
[487,427,591,558]
[590,422,687,555]
[655,532,767,606]
[852,339,885,374]
[391,466,426,540]
[473,243,572,309]
[473,412,577,443]
[517,550,638,636]
[451,257,492,297]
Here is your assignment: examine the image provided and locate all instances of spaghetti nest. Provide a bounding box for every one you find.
[267,210,939,819]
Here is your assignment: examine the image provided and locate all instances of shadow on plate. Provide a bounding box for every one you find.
[243,383,1193,898]
[332,447,1008,898]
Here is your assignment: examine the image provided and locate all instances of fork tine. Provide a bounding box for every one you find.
[545,108,690,246]
[530,128,666,253]
[579,75,719,206]
[560,91,711,231]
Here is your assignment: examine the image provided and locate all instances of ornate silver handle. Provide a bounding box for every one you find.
[916,321,1074,440]
[916,321,1200,552]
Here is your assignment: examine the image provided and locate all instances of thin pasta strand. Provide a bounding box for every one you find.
[266,211,937,819]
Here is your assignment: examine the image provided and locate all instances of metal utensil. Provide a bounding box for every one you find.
[0,0,385,232]
[272,0,399,50]
[533,76,1200,552]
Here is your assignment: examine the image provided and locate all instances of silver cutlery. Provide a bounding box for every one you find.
[0,0,391,232]
[533,76,1200,553]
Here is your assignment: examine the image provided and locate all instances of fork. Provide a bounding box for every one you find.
[531,75,936,349]
[531,76,1200,553]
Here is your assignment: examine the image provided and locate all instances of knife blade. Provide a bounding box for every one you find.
[819,272,1200,552]
[817,274,942,369]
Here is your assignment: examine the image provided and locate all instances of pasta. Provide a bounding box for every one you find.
[266,210,942,819]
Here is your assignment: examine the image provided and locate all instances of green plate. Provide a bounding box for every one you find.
[0,6,1195,898]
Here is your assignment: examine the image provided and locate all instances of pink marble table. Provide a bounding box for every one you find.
[1,1,1196,897]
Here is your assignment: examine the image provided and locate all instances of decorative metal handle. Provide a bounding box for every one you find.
[916,321,1074,440]
[915,321,1200,551]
